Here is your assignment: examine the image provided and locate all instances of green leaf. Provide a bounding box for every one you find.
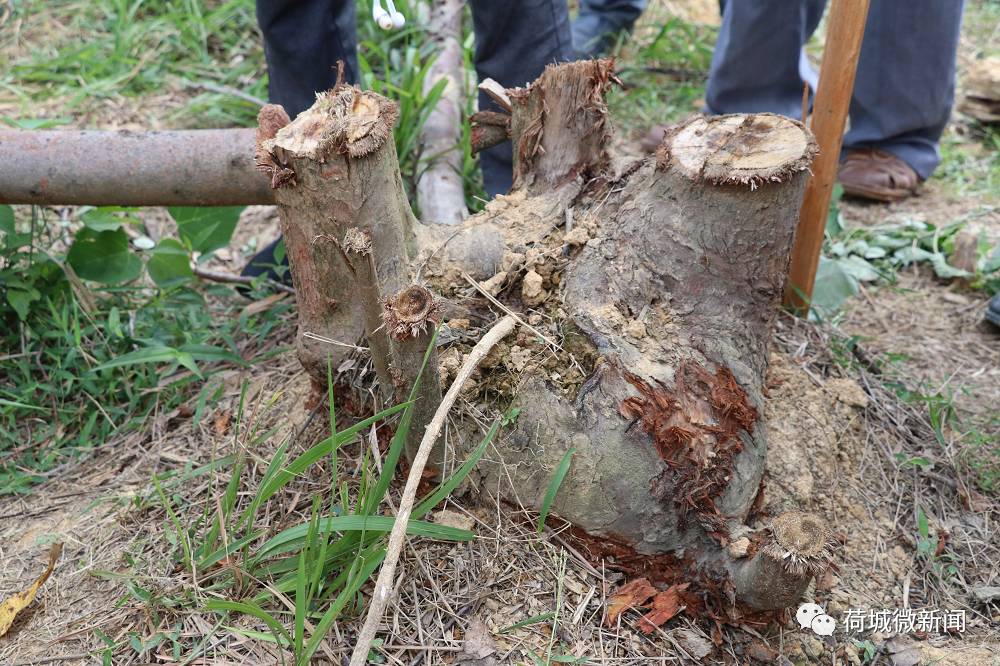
[80,208,129,232]
[916,507,929,539]
[147,239,194,287]
[500,612,555,633]
[809,255,859,319]
[537,448,574,533]
[982,244,1000,274]
[1,116,72,129]
[178,343,245,365]
[169,206,243,255]
[67,228,142,284]
[838,255,880,283]
[929,253,971,280]
[91,345,199,376]
[205,600,291,646]
[6,287,40,320]
[893,246,934,265]
[254,515,473,561]
[0,205,14,234]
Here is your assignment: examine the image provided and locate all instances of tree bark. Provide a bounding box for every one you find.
[257,60,826,612]
[416,0,468,226]
[257,89,414,392]
[0,129,270,206]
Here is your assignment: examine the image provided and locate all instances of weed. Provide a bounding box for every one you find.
[109,350,503,664]
[607,16,716,136]
[0,204,293,493]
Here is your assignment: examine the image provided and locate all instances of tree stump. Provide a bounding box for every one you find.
[257,60,831,611]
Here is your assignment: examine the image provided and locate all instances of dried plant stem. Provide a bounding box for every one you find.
[348,315,517,666]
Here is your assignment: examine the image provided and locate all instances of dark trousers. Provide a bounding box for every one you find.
[255,0,573,197]
[706,0,965,179]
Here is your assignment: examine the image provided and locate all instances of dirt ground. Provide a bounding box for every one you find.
[3,2,1000,666]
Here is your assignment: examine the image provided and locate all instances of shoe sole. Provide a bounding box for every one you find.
[840,182,916,204]
[986,308,1000,328]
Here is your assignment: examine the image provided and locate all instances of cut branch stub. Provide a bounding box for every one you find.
[733,511,834,610]
[509,59,617,193]
[262,86,414,388]
[383,285,444,470]
[470,111,511,154]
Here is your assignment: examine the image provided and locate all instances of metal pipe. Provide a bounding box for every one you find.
[0,128,274,206]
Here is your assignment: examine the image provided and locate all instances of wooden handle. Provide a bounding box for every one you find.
[784,0,871,314]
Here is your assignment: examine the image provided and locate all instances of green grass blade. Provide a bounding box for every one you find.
[537,448,574,533]
[414,419,501,520]
[205,599,291,646]
[252,401,411,508]
[300,547,386,663]
[253,515,473,563]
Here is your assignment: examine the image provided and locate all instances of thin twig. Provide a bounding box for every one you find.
[348,315,517,666]
[191,266,295,295]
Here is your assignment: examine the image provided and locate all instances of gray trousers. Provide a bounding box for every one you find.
[706,0,964,179]
[572,0,647,57]
[256,0,572,197]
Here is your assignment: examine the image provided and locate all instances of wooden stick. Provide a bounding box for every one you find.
[783,0,870,314]
[348,315,517,666]
[478,78,513,112]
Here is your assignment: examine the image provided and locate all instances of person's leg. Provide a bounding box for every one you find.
[843,1,964,181]
[255,0,359,118]
[469,0,574,197]
[705,0,826,118]
[572,0,648,58]
[246,0,358,283]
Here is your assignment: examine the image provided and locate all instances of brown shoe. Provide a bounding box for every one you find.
[838,148,920,203]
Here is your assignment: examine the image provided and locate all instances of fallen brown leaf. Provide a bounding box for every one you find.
[0,542,63,637]
[456,618,498,665]
[605,577,658,626]
[747,639,779,662]
[637,583,689,634]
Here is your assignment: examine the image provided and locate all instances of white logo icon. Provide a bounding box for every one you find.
[811,614,836,636]
[797,603,836,635]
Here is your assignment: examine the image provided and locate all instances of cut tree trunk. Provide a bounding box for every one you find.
[257,92,414,394]
[257,60,830,612]
[416,0,468,226]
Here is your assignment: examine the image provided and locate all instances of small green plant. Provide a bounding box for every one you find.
[130,349,504,664]
[853,639,877,664]
[810,186,1000,318]
[0,203,291,493]
[537,448,574,533]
